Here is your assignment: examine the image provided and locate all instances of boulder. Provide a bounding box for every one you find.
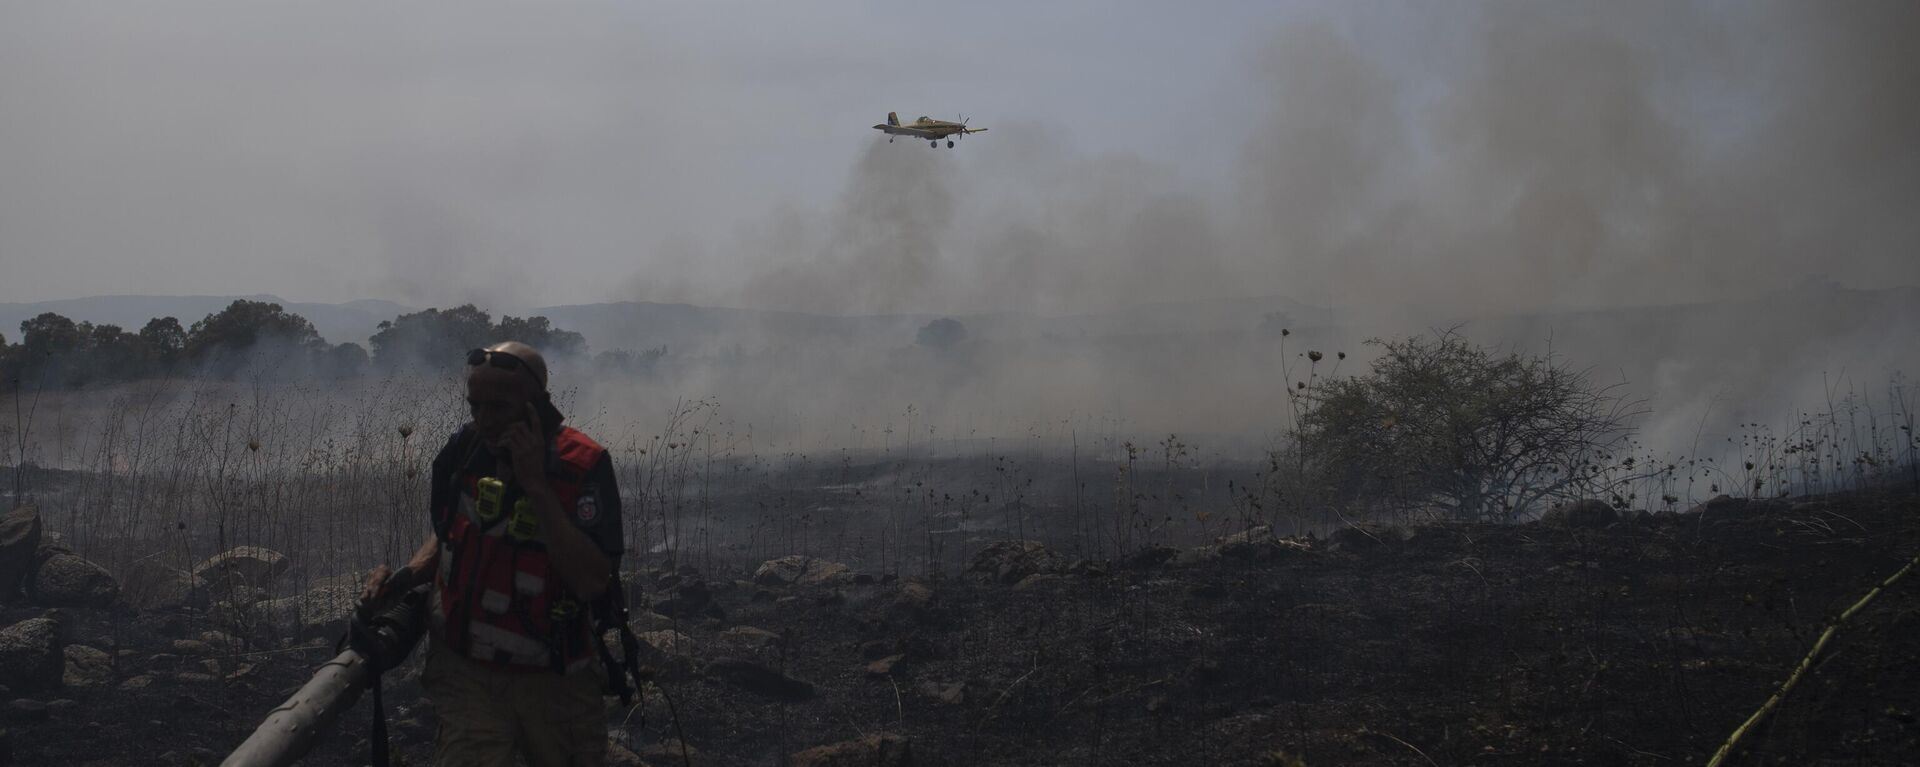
[628,611,681,632]
[705,657,814,701]
[638,630,697,656]
[1541,499,1618,529]
[124,565,205,611]
[61,645,113,689]
[0,507,42,602]
[0,617,64,693]
[918,680,966,705]
[1327,526,1398,554]
[606,741,654,767]
[966,541,1065,585]
[1118,545,1179,570]
[190,546,289,590]
[719,626,783,649]
[1685,494,1748,517]
[754,557,851,588]
[790,733,913,767]
[253,585,358,639]
[25,552,119,608]
[652,580,712,618]
[1011,574,1063,592]
[1214,525,1314,560]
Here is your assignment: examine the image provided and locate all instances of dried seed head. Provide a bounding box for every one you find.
[1307,351,1323,362]
[1280,328,1290,337]
[398,425,414,439]
[1337,352,1346,360]
[247,439,260,452]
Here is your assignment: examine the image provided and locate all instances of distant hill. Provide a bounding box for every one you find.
[0,295,412,346]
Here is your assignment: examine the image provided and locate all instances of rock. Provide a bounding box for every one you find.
[0,507,42,602]
[25,553,119,608]
[253,585,357,639]
[170,640,210,655]
[1542,499,1619,529]
[1327,526,1398,554]
[918,680,965,705]
[638,630,696,656]
[706,657,814,701]
[174,672,216,684]
[967,541,1065,585]
[627,611,681,632]
[1011,574,1063,592]
[638,738,701,764]
[0,617,64,693]
[120,559,204,611]
[753,556,852,588]
[790,733,912,767]
[44,698,74,713]
[190,546,289,591]
[865,654,905,676]
[1685,494,1748,517]
[61,645,112,689]
[1118,545,1179,570]
[889,582,935,619]
[606,741,653,767]
[118,675,154,691]
[652,580,712,618]
[4,699,47,723]
[720,626,783,648]
[1214,525,1314,560]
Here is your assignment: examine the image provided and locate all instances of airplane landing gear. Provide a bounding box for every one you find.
[946,140,955,148]
[929,140,938,148]
[888,137,894,143]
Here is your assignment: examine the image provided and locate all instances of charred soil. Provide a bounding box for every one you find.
[7,491,1919,766]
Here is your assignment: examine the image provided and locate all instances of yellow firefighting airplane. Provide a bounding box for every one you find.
[873,112,988,148]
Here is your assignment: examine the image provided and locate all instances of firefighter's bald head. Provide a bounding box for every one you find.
[466,342,549,441]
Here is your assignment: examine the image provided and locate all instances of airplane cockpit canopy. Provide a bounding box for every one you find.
[915,116,931,123]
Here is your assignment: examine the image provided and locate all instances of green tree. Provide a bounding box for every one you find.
[370,305,587,367]
[369,305,496,367]
[137,317,186,371]
[184,300,325,376]
[495,315,586,358]
[1295,331,1645,522]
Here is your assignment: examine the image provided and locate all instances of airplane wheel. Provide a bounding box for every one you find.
[929,141,937,148]
[947,140,955,148]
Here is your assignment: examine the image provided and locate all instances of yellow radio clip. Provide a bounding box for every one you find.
[475,477,505,524]
[507,497,542,541]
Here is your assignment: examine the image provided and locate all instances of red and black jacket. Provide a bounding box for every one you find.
[427,423,624,672]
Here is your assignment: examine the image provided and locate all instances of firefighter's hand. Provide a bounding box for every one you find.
[500,403,548,493]
[361,565,394,602]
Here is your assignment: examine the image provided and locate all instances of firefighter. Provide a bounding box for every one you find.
[363,341,624,767]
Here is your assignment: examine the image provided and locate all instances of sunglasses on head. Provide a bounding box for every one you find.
[466,348,543,387]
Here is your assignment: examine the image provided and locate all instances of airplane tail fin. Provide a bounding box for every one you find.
[887,111,900,127]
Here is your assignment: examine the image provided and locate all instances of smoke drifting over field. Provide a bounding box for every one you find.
[4,2,1918,454]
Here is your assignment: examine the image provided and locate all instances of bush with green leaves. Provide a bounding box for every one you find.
[1295,330,1644,522]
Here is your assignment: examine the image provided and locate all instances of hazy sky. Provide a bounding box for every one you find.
[3,1,1915,315]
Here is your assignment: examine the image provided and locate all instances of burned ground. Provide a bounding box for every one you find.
[4,487,1917,766]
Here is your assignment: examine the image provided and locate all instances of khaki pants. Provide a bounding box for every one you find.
[421,639,608,767]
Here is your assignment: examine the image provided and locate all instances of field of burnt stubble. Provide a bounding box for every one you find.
[2,376,1918,766]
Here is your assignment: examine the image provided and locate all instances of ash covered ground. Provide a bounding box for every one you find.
[3,477,1917,766]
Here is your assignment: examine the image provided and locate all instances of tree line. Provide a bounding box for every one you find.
[0,299,588,388]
